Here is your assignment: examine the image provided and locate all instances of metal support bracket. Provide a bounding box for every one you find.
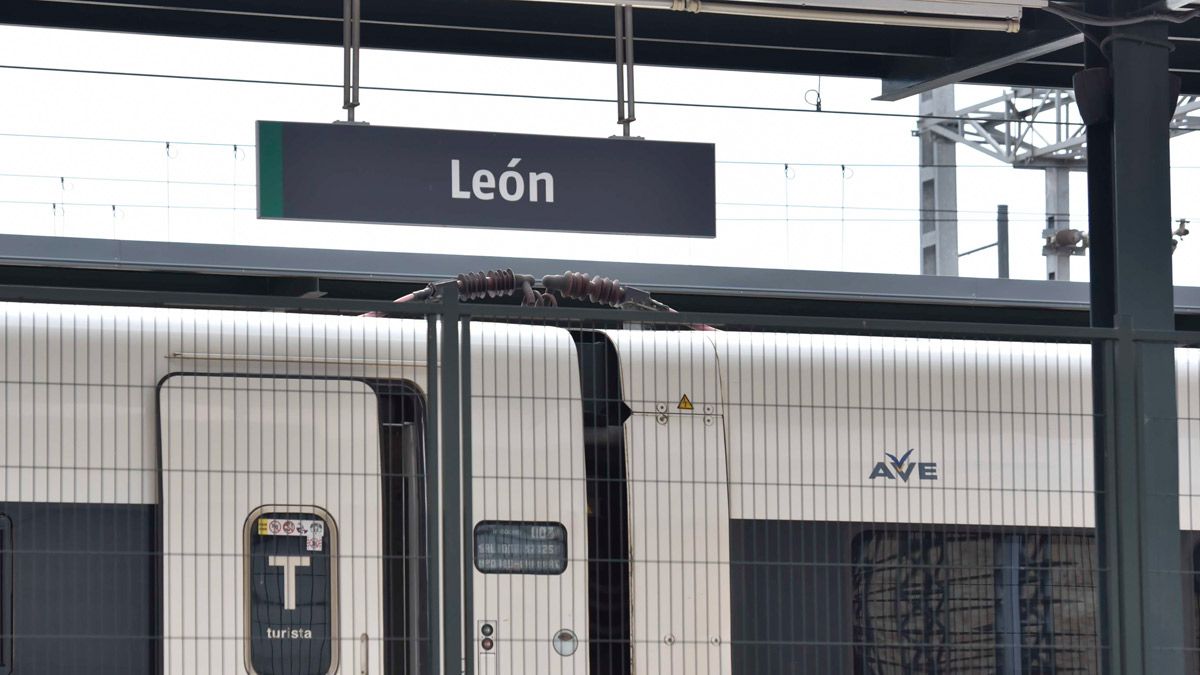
[341,0,364,124]
[955,204,1010,279]
[1041,221,1089,261]
[919,83,1198,280]
[614,4,639,138]
[1043,167,1074,280]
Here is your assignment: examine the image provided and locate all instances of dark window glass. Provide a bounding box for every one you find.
[1011,534,1097,673]
[573,331,632,675]
[474,522,568,575]
[852,530,1098,674]
[0,515,9,674]
[247,511,335,675]
[375,382,431,675]
[1192,543,1200,657]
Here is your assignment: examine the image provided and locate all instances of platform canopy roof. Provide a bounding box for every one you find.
[3,0,1200,99]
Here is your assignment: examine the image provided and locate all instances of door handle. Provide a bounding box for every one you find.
[360,633,369,675]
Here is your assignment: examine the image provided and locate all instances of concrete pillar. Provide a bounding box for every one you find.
[919,87,958,276]
[1044,167,1072,280]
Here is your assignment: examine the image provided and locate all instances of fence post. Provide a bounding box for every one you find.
[460,314,474,675]
[425,314,443,675]
[1080,2,1183,671]
[997,204,1009,279]
[438,282,464,675]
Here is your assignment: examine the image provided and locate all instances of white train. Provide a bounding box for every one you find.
[0,302,1197,674]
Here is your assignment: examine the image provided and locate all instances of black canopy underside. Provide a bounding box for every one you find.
[2,0,1199,99]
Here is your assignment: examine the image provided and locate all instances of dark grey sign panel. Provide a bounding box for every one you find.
[258,121,716,237]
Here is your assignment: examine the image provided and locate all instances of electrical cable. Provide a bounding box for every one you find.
[0,173,1083,216]
[14,159,1200,173]
[782,164,794,262]
[0,200,1091,222]
[367,269,670,314]
[0,63,1090,128]
[1098,32,1177,52]
[0,199,257,211]
[0,172,251,187]
[0,173,1061,211]
[839,163,850,270]
[804,76,823,112]
[0,129,236,147]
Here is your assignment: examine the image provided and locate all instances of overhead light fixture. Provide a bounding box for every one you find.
[511,0,1032,32]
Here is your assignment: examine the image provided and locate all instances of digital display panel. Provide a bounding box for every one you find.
[474,521,568,575]
[246,510,337,675]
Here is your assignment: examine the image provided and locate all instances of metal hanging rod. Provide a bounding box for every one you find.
[615,4,637,137]
[342,0,362,123]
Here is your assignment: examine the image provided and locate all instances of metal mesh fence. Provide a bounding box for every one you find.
[1180,346,1200,671]
[0,304,435,674]
[0,296,1196,674]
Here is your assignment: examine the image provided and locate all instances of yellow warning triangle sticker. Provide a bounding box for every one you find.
[677,394,694,411]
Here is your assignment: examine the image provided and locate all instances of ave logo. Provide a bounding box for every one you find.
[868,449,938,482]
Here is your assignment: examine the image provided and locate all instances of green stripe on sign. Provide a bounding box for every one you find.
[257,121,284,218]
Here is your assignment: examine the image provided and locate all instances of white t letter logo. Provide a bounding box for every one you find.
[268,555,311,610]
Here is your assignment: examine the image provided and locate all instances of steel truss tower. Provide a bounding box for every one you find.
[918,87,1200,279]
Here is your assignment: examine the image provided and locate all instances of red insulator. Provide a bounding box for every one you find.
[588,274,625,307]
[552,271,626,307]
[456,268,517,301]
[584,274,623,307]
[564,270,624,307]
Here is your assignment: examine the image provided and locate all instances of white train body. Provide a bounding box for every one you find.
[0,302,1196,674]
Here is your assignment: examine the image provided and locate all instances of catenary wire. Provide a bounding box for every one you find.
[0,63,1090,128]
[0,198,1086,222]
[0,174,1081,216]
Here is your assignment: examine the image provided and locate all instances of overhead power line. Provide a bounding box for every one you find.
[4,133,1200,171]
[0,175,1065,216]
[0,199,1088,223]
[0,63,1088,128]
[0,130,234,147]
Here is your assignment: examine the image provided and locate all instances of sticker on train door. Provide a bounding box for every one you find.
[244,506,339,675]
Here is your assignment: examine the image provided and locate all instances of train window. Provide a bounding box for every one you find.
[474,522,568,575]
[244,506,338,675]
[852,529,1098,674]
[1193,543,1200,654]
[572,330,633,675]
[0,515,9,675]
[376,382,431,674]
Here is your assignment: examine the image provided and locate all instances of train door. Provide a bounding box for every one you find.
[469,323,590,675]
[159,375,391,675]
[608,331,733,675]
